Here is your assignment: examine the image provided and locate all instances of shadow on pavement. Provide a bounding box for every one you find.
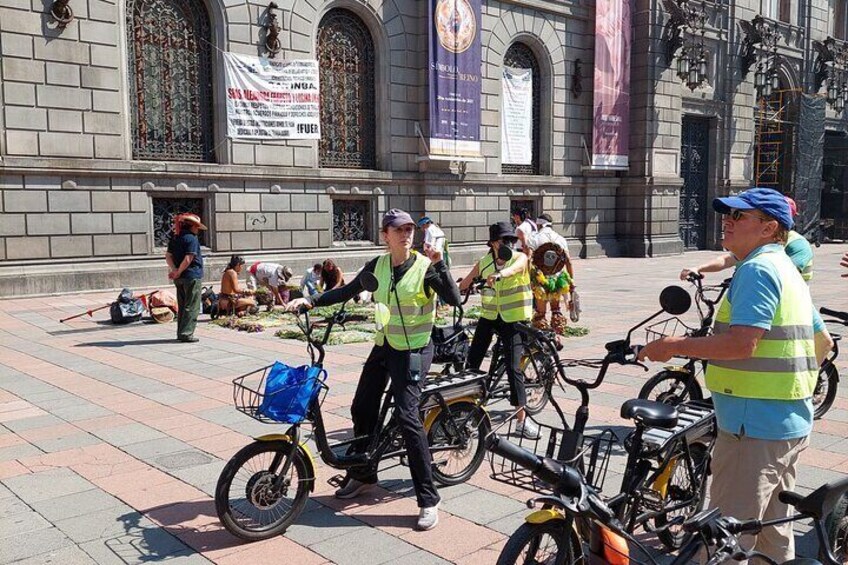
[75,338,181,348]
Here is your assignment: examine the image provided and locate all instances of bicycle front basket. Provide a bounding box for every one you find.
[232,362,327,424]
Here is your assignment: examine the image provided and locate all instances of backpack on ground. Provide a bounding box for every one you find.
[110,288,145,324]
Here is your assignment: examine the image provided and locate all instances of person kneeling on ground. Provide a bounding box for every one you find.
[286,209,460,531]
[218,255,257,316]
[248,261,293,305]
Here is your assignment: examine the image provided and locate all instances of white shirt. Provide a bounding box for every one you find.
[515,219,537,250]
[423,224,446,253]
[250,262,283,288]
[529,225,571,256]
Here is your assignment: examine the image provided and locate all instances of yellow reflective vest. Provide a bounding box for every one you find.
[477,252,533,323]
[373,252,435,350]
[705,249,817,400]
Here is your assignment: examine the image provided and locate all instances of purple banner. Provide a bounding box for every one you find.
[428,0,482,158]
[591,0,631,170]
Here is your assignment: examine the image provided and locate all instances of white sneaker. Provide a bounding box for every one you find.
[416,504,439,531]
[516,419,541,440]
[334,478,374,499]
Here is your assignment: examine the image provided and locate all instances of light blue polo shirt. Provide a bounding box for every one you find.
[710,244,825,440]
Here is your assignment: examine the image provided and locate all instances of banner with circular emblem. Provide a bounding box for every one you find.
[427,0,483,159]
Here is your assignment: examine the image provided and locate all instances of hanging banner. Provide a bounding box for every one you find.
[428,0,482,158]
[501,67,533,166]
[591,0,631,170]
[223,53,320,140]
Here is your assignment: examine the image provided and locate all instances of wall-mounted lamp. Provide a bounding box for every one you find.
[49,0,74,28]
[739,16,780,100]
[813,37,848,113]
[662,0,709,90]
[264,2,282,58]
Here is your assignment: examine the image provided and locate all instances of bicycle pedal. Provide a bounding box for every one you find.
[327,474,346,488]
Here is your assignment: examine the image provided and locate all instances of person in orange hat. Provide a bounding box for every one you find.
[165,213,206,342]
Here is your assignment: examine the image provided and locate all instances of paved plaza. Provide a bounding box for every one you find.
[1,245,847,564]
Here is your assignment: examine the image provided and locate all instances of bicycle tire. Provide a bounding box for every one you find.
[638,370,704,406]
[490,350,554,416]
[215,440,311,541]
[428,403,490,486]
[497,519,580,565]
[654,442,711,550]
[825,493,848,563]
[813,362,839,420]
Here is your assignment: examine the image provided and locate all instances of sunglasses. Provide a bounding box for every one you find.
[727,209,772,223]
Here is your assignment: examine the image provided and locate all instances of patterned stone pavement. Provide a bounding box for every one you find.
[1,245,847,564]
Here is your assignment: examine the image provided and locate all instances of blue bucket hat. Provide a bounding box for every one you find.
[417,216,432,227]
[712,187,794,230]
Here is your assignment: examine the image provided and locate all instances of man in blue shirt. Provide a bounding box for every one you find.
[165,214,206,343]
[640,188,833,562]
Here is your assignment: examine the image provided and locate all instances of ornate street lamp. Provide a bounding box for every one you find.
[663,0,710,90]
[814,37,848,114]
[740,16,781,100]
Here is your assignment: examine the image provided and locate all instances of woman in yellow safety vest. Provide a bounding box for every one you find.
[286,209,460,531]
[459,221,539,439]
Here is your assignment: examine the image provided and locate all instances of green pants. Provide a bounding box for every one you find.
[174,278,202,340]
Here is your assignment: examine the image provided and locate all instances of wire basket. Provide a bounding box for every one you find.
[232,364,328,425]
[489,416,617,494]
[645,317,696,342]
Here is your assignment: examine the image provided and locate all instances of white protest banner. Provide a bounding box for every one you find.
[224,53,320,139]
[501,67,533,165]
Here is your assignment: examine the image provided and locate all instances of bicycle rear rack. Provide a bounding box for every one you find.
[641,400,715,455]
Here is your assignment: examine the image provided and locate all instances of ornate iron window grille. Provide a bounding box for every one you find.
[333,199,371,242]
[153,197,206,247]
[127,0,215,162]
[502,43,541,175]
[317,9,377,169]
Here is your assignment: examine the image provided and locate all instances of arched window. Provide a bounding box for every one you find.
[502,42,541,175]
[127,0,215,162]
[317,9,377,169]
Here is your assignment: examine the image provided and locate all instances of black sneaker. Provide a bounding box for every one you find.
[178,336,200,343]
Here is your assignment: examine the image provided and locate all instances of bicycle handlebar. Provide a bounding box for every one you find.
[821,307,848,325]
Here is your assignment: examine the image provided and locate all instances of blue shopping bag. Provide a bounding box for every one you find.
[257,362,327,424]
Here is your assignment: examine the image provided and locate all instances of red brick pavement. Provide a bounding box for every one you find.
[1,245,847,564]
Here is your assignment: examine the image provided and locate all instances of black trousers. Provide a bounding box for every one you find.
[467,316,526,407]
[349,342,440,508]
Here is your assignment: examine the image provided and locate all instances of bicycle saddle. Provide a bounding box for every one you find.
[620,399,678,429]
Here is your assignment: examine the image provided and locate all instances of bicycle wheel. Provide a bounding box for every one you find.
[826,494,848,563]
[490,350,554,416]
[497,520,580,565]
[215,440,312,541]
[654,442,711,550]
[428,403,490,486]
[638,370,703,406]
[813,362,839,420]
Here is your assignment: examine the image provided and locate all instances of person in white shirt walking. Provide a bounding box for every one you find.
[512,208,537,255]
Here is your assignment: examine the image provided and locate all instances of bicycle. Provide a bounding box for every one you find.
[489,284,716,551]
[432,277,558,415]
[489,431,848,565]
[639,277,841,420]
[215,272,491,540]
[638,274,729,406]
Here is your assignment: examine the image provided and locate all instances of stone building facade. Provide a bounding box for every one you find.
[0,0,845,295]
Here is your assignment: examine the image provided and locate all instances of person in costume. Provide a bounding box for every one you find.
[527,213,575,334]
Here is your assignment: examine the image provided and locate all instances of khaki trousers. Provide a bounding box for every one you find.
[708,429,809,563]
